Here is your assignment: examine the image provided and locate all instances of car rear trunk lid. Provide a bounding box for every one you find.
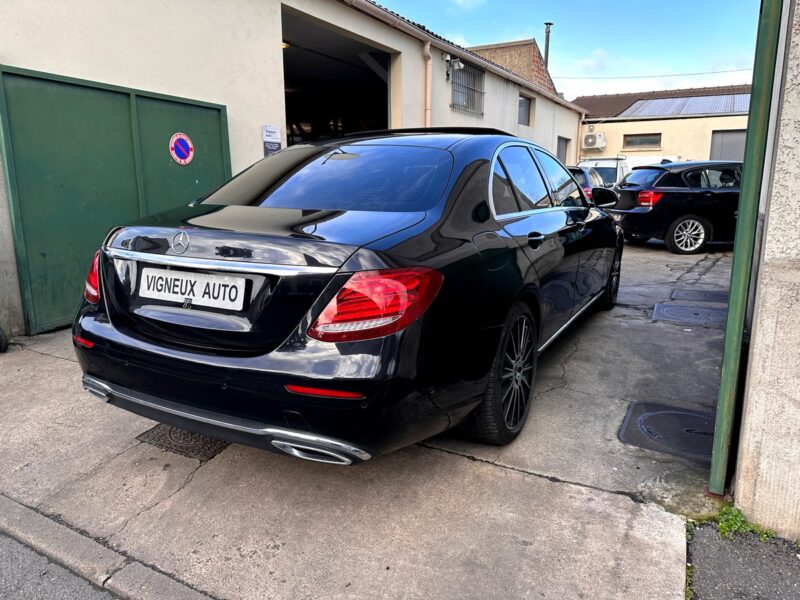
[101,204,426,355]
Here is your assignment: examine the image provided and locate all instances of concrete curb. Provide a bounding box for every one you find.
[0,494,213,600]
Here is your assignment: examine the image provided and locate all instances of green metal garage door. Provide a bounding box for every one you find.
[0,66,230,334]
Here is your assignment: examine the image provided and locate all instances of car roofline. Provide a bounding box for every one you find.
[343,127,512,138]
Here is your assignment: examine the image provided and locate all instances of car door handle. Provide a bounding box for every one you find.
[527,232,546,249]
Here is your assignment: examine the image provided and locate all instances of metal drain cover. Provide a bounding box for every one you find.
[671,289,729,303]
[653,303,727,327]
[619,402,714,463]
[137,424,229,461]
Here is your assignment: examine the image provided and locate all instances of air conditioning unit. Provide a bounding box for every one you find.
[582,132,606,150]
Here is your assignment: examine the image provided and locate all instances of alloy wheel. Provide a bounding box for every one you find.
[673,219,706,252]
[500,315,535,429]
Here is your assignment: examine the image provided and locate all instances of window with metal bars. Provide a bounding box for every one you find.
[451,62,485,116]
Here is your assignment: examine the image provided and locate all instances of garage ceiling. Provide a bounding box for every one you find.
[281,10,389,89]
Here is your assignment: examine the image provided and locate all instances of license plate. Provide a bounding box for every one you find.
[139,267,246,311]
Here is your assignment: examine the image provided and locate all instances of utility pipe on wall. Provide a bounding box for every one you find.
[423,41,432,127]
[544,22,553,68]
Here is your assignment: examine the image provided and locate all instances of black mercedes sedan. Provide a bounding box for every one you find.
[73,129,622,465]
[609,161,741,254]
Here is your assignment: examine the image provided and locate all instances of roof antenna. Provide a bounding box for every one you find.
[544,22,554,68]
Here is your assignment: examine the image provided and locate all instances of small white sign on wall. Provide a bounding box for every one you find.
[262,125,282,157]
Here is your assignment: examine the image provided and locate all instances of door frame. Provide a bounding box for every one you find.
[0,64,232,333]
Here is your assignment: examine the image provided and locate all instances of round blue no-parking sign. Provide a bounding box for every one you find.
[169,132,194,165]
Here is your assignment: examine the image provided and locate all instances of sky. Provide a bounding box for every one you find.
[376,0,761,100]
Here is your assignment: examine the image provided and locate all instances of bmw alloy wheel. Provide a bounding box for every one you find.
[673,218,706,252]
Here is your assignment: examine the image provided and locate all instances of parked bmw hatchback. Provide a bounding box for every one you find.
[609,161,741,254]
[74,129,623,465]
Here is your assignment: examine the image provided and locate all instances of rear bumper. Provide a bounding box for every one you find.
[83,374,371,465]
[609,208,667,239]
[73,310,484,460]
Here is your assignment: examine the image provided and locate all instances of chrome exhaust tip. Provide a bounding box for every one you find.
[82,376,111,400]
[271,440,354,465]
[85,386,110,400]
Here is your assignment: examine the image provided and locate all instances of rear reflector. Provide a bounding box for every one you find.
[308,267,443,342]
[84,250,101,304]
[637,191,663,207]
[285,384,364,399]
[72,335,95,349]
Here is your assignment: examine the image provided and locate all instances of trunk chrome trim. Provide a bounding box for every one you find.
[537,289,604,353]
[82,375,372,463]
[104,247,339,276]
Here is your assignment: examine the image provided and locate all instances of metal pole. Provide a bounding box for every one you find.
[544,22,553,68]
[708,0,783,496]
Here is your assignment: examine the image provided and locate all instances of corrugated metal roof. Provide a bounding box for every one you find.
[618,94,750,118]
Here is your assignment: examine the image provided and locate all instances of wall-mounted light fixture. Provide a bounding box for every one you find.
[443,53,465,81]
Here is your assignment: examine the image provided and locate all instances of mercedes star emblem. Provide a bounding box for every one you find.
[171,231,190,254]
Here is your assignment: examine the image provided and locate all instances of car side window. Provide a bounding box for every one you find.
[498,146,551,210]
[491,161,521,215]
[571,169,586,187]
[534,150,586,207]
[657,172,687,188]
[704,167,740,189]
[591,170,604,187]
[684,169,704,189]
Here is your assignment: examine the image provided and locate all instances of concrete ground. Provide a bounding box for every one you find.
[0,241,732,599]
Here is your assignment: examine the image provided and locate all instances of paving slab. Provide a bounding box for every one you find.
[38,443,201,540]
[0,346,153,506]
[109,444,686,600]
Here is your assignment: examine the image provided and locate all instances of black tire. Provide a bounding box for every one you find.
[465,303,538,445]
[624,234,650,246]
[597,245,622,311]
[0,327,7,353]
[665,215,711,254]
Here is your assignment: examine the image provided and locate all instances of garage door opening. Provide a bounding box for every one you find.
[282,9,389,145]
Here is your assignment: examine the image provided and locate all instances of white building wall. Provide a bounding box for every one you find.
[429,52,581,161]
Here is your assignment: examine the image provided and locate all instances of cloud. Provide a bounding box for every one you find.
[450,0,485,10]
[549,48,753,100]
[444,32,470,47]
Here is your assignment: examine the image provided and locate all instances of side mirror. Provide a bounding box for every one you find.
[592,187,618,209]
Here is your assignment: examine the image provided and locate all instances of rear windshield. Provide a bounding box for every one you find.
[570,169,587,186]
[593,167,618,185]
[618,168,665,188]
[202,144,453,212]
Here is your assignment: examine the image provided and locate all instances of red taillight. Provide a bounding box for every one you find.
[83,251,101,304]
[583,187,593,200]
[72,335,95,349]
[285,385,364,399]
[637,191,663,207]
[308,267,443,342]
